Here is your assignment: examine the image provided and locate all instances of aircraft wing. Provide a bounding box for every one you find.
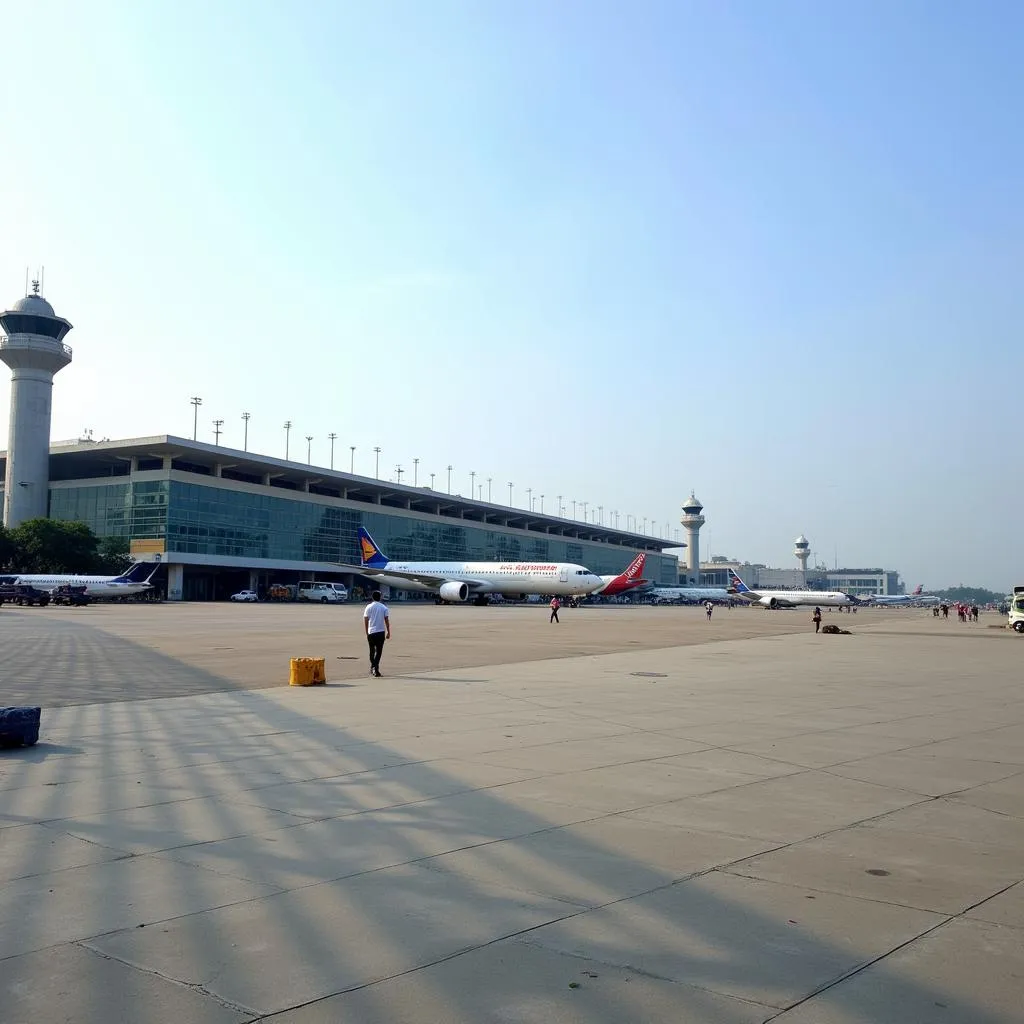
[333,563,491,591]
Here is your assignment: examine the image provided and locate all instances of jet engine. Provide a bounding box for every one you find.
[438,581,469,603]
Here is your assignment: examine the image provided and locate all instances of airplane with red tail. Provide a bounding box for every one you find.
[593,552,649,596]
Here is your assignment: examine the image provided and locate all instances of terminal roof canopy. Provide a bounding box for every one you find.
[0,434,682,553]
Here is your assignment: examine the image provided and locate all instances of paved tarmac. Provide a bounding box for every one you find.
[1,605,1021,1022]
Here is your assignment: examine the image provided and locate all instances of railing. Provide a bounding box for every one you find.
[0,334,73,358]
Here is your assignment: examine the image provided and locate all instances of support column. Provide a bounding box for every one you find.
[167,563,184,601]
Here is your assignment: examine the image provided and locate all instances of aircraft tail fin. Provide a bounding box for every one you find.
[728,569,752,595]
[620,552,646,581]
[357,527,389,568]
[114,561,158,584]
[913,584,923,595]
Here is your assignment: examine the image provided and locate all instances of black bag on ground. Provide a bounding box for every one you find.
[0,706,41,747]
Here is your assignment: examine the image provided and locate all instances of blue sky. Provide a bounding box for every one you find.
[2,1,1021,590]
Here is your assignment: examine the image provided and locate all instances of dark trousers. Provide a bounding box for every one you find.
[550,608,559,623]
[814,620,821,632]
[367,631,385,673]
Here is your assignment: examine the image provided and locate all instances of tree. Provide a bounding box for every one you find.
[933,586,1003,605]
[0,523,16,571]
[8,519,103,573]
[97,535,132,575]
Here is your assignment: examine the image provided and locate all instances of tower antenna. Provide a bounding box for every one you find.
[40,266,45,296]
[24,267,28,296]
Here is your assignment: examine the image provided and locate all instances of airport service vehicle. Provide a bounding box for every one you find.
[0,584,50,607]
[230,590,260,602]
[50,584,91,606]
[1,561,159,598]
[871,585,940,606]
[593,553,649,596]
[297,582,348,603]
[1009,587,1024,633]
[729,570,855,609]
[337,527,604,605]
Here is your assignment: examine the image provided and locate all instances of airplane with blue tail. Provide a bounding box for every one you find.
[336,527,604,604]
[729,570,855,609]
[3,559,162,597]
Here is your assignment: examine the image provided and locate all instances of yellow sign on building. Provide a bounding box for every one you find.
[129,539,166,556]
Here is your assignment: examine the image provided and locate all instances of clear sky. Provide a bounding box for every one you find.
[2,1,1021,591]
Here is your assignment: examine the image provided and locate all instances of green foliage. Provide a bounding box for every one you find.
[97,534,132,575]
[0,523,16,571]
[932,586,1004,605]
[7,518,103,573]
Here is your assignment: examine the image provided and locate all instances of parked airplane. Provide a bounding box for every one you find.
[729,570,855,609]
[646,585,734,604]
[2,561,160,598]
[869,585,940,606]
[337,527,604,604]
[593,552,649,596]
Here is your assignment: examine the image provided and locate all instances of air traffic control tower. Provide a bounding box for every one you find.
[680,491,705,586]
[0,280,73,527]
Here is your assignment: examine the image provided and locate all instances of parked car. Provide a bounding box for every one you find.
[230,590,259,602]
[0,584,50,607]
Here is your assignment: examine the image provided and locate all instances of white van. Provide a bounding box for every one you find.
[297,582,348,603]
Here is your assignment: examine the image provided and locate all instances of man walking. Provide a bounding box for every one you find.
[812,606,822,633]
[363,590,390,677]
[549,596,560,624]
[705,600,713,621]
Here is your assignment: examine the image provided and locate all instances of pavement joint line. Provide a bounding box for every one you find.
[74,939,262,1018]
[815,766,1024,800]
[945,795,1024,820]
[759,875,1024,1021]
[243,905,592,1022]
[717,866,1024,917]
[759,913,955,1021]
[513,936,786,1009]
[0,857,289,965]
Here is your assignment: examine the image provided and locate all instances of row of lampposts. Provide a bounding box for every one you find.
[189,402,680,536]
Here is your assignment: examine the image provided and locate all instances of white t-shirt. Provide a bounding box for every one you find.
[364,600,389,635]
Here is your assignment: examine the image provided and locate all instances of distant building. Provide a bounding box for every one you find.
[823,569,901,598]
[694,557,901,597]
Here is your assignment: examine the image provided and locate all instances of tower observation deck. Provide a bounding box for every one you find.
[0,280,73,526]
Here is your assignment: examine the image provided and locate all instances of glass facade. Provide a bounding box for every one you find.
[47,475,679,582]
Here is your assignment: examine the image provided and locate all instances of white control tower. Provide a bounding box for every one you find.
[0,280,73,527]
[680,492,705,586]
[795,534,810,576]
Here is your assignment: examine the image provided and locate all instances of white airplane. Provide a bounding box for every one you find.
[869,585,940,606]
[2,560,160,598]
[337,527,604,604]
[593,552,649,596]
[729,570,855,609]
[646,585,735,604]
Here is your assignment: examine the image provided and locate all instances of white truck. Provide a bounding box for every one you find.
[1009,586,1024,633]
[297,582,348,603]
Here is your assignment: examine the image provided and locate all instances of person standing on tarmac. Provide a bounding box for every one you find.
[812,606,822,633]
[363,590,391,677]
[705,600,713,621]
[549,596,561,624]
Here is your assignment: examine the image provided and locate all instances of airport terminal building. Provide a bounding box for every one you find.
[0,436,681,601]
